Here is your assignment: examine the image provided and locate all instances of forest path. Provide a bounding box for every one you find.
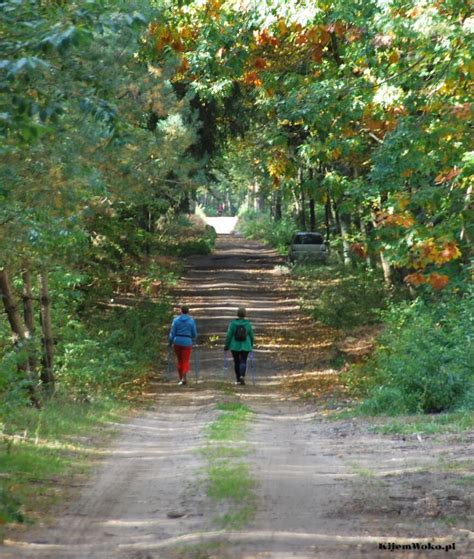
[1,230,472,558]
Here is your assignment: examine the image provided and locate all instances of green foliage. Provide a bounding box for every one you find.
[237,210,297,254]
[294,264,389,329]
[55,300,170,399]
[156,215,217,256]
[346,293,474,414]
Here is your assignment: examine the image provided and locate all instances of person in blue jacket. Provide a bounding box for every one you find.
[168,305,197,385]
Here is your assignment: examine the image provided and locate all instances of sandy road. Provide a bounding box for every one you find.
[2,229,472,558]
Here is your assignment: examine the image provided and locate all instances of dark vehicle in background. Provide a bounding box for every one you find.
[288,232,329,264]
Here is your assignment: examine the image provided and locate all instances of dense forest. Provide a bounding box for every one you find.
[1,0,472,529]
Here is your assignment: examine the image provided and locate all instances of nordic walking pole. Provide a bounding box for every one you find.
[194,345,200,384]
[166,345,173,381]
[249,351,255,385]
[223,350,228,380]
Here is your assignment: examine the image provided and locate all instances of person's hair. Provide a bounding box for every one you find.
[237,307,246,318]
[181,305,189,314]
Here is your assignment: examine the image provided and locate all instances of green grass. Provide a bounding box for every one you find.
[0,396,126,528]
[207,461,254,501]
[371,411,474,435]
[173,541,231,559]
[202,401,255,529]
[215,504,254,529]
[454,475,474,486]
[200,445,248,460]
[206,403,252,441]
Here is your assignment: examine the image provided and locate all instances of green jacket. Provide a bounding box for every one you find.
[224,319,254,352]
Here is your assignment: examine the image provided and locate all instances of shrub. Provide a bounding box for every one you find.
[55,300,171,399]
[156,214,217,256]
[346,293,474,414]
[237,210,297,254]
[294,264,389,329]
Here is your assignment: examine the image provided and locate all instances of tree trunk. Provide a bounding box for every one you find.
[339,212,352,266]
[371,210,393,284]
[335,207,352,265]
[299,168,306,229]
[0,269,27,346]
[0,268,40,406]
[308,169,316,231]
[359,218,376,269]
[275,191,282,221]
[324,195,331,242]
[309,198,316,232]
[253,181,261,212]
[39,271,55,391]
[22,268,37,373]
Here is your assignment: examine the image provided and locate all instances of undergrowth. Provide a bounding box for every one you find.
[292,263,390,330]
[344,292,474,416]
[237,210,297,255]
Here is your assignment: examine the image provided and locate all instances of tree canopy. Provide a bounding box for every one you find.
[144,0,472,288]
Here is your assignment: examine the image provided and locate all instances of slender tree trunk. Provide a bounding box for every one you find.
[275,191,282,221]
[39,271,55,391]
[0,268,40,406]
[253,181,261,212]
[309,198,316,231]
[308,169,316,231]
[371,210,393,284]
[324,194,331,242]
[0,269,27,347]
[359,217,376,269]
[299,168,306,229]
[338,210,352,266]
[22,268,37,373]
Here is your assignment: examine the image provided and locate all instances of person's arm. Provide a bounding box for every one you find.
[191,319,197,340]
[168,319,176,346]
[248,322,254,347]
[224,322,234,351]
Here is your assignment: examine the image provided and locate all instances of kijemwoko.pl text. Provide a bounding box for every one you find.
[379,542,456,552]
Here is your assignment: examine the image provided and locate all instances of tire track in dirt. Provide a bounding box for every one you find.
[2,233,472,558]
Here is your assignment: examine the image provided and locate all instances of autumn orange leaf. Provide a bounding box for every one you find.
[428,273,449,290]
[404,272,426,286]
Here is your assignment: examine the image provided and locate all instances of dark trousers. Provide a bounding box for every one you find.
[231,350,249,381]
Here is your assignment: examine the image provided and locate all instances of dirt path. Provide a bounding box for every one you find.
[2,233,472,558]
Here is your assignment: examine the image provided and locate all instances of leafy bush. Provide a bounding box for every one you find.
[237,210,297,254]
[346,293,474,414]
[294,264,389,329]
[55,300,171,399]
[156,214,217,256]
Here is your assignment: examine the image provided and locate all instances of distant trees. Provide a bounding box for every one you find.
[146,0,472,289]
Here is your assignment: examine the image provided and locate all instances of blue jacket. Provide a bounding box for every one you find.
[169,314,197,347]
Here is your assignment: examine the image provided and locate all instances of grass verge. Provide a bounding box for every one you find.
[202,401,255,529]
[370,411,474,435]
[0,395,127,537]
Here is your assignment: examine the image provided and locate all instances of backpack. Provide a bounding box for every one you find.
[234,324,247,342]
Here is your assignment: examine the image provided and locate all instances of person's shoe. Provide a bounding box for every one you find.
[239,378,245,385]
[182,377,187,385]
[234,380,241,385]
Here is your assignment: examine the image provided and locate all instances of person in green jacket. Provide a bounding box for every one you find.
[224,307,254,385]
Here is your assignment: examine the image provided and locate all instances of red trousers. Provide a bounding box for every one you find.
[173,345,192,379]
